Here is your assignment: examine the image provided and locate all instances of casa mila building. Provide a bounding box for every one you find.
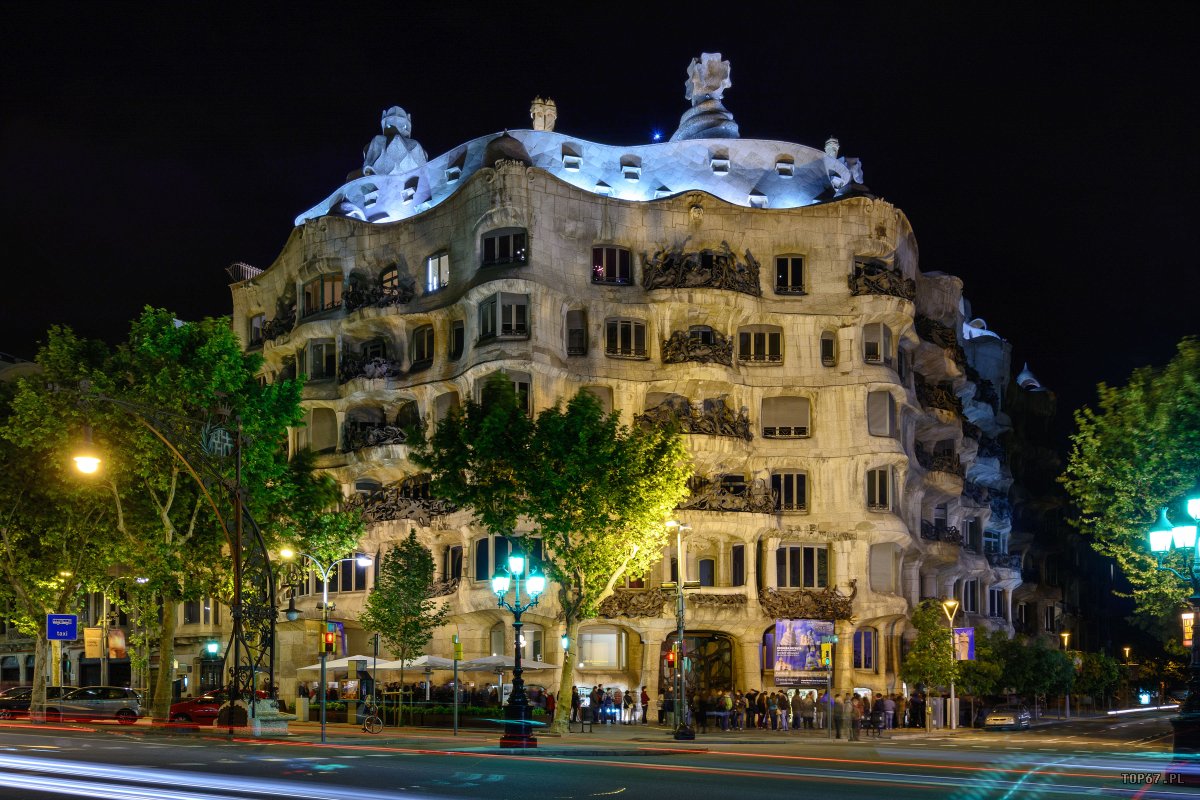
[227,54,1023,702]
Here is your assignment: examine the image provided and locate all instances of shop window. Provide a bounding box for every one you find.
[579,626,626,670]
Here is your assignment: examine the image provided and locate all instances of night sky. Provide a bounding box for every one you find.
[3,3,1197,445]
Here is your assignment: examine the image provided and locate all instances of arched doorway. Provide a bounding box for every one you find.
[659,632,734,697]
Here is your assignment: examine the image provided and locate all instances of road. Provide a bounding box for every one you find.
[0,711,1192,799]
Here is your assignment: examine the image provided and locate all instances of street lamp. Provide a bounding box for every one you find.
[941,598,960,730]
[1059,631,1072,719]
[1147,487,1200,769]
[280,548,372,744]
[491,546,545,748]
[662,521,699,741]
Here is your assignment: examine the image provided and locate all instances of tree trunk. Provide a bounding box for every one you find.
[29,622,47,723]
[550,614,579,735]
[152,597,178,722]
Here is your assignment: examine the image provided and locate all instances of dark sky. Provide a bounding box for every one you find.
[3,3,1197,445]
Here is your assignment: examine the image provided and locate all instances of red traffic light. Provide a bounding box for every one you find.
[665,650,676,666]
[323,631,336,652]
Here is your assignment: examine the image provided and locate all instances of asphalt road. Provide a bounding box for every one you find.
[0,712,1192,800]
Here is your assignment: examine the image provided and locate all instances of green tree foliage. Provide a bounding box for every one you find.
[899,600,958,693]
[1074,651,1120,705]
[358,529,448,720]
[412,374,691,734]
[1061,338,1200,626]
[995,637,1075,712]
[2,308,361,721]
[957,628,1005,723]
[0,380,114,718]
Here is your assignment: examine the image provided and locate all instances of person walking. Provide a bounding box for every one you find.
[832,693,845,739]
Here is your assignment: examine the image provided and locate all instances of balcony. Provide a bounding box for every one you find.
[344,283,414,313]
[762,425,808,439]
[343,420,409,451]
[916,315,967,368]
[915,442,964,477]
[848,262,916,301]
[915,374,963,416]
[344,474,457,526]
[339,355,405,383]
[677,475,775,513]
[261,306,296,343]
[662,329,733,366]
[920,520,963,545]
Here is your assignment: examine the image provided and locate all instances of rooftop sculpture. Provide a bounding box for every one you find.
[362,106,428,176]
[670,52,740,141]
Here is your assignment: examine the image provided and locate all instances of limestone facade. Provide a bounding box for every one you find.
[228,65,1022,701]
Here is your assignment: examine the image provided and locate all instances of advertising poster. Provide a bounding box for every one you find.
[773,619,833,687]
[84,627,103,659]
[107,628,127,659]
[953,627,975,661]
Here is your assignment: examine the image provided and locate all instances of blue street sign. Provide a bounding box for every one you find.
[47,614,78,641]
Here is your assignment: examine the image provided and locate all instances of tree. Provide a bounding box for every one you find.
[4,308,362,721]
[412,374,691,734]
[357,529,448,722]
[957,629,1005,725]
[0,381,116,720]
[1061,337,1200,627]
[899,600,958,698]
[1075,651,1120,710]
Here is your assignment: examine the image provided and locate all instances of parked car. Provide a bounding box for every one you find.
[982,704,1032,730]
[45,686,143,724]
[0,686,77,718]
[169,689,268,724]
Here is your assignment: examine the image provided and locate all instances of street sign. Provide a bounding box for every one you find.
[47,614,78,641]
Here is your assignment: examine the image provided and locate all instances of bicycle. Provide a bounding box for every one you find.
[361,703,383,734]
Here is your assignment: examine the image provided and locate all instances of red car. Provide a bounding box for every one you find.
[169,689,268,724]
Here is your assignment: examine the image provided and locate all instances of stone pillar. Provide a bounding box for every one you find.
[1006,589,1014,623]
[639,632,663,698]
[739,636,761,693]
[765,536,779,590]
[834,618,855,696]
[661,547,673,583]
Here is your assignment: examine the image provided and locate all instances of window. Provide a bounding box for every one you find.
[480,371,531,414]
[853,628,876,670]
[689,325,715,345]
[303,274,343,317]
[426,252,450,292]
[411,325,434,368]
[306,340,336,380]
[566,310,588,355]
[776,544,827,588]
[595,180,614,195]
[248,314,265,347]
[592,246,632,284]
[962,579,979,614]
[698,558,715,587]
[863,323,894,366]
[478,293,529,340]
[184,600,201,625]
[337,554,370,592]
[579,627,626,670]
[731,544,745,587]
[762,396,811,439]
[442,322,462,361]
[771,472,808,512]
[869,543,900,593]
[775,256,805,294]
[442,546,464,581]
[820,330,837,366]
[481,228,528,267]
[183,598,219,626]
[776,157,794,177]
[983,526,1002,554]
[988,587,1006,618]
[737,326,783,363]
[966,517,983,552]
[866,467,892,511]
[361,339,387,360]
[605,318,648,359]
[867,391,897,437]
[381,267,400,294]
[748,191,768,209]
[473,535,517,582]
[1043,604,1056,632]
[354,478,381,496]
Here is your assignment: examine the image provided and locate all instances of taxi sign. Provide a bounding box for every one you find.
[47,614,78,641]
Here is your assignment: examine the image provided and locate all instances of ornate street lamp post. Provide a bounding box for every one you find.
[941,598,960,730]
[1148,490,1200,778]
[491,548,545,748]
[280,549,372,744]
[662,521,699,741]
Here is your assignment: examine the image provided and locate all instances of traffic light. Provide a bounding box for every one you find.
[820,643,832,667]
[665,649,676,667]
[323,631,336,653]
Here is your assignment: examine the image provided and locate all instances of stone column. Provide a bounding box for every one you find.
[739,636,761,693]
[765,536,779,590]
[834,618,855,697]
[639,631,663,697]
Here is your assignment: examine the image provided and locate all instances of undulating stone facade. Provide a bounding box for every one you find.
[228,55,1023,702]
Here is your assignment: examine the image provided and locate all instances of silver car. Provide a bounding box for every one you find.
[45,686,143,724]
[983,704,1032,730]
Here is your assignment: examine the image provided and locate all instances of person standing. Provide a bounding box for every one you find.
[790,690,803,733]
[801,691,816,730]
[849,693,863,741]
[570,687,581,723]
[832,693,845,739]
[640,685,650,725]
[745,689,759,730]
[883,693,896,729]
[777,692,790,732]
[871,693,886,738]
[817,689,830,730]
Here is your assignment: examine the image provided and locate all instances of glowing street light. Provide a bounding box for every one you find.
[942,598,960,730]
[491,546,545,748]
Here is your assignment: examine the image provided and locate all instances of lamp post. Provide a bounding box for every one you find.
[942,598,960,730]
[662,521,699,741]
[1148,490,1200,771]
[491,547,545,748]
[1060,631,1071,719]
[280,549,372,744]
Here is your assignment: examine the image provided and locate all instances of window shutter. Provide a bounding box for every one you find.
[867,391,892,435]
[869,544,895,592]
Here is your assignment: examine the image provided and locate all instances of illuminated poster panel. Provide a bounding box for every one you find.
[953,627,975,660]
[773,619,833,687]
